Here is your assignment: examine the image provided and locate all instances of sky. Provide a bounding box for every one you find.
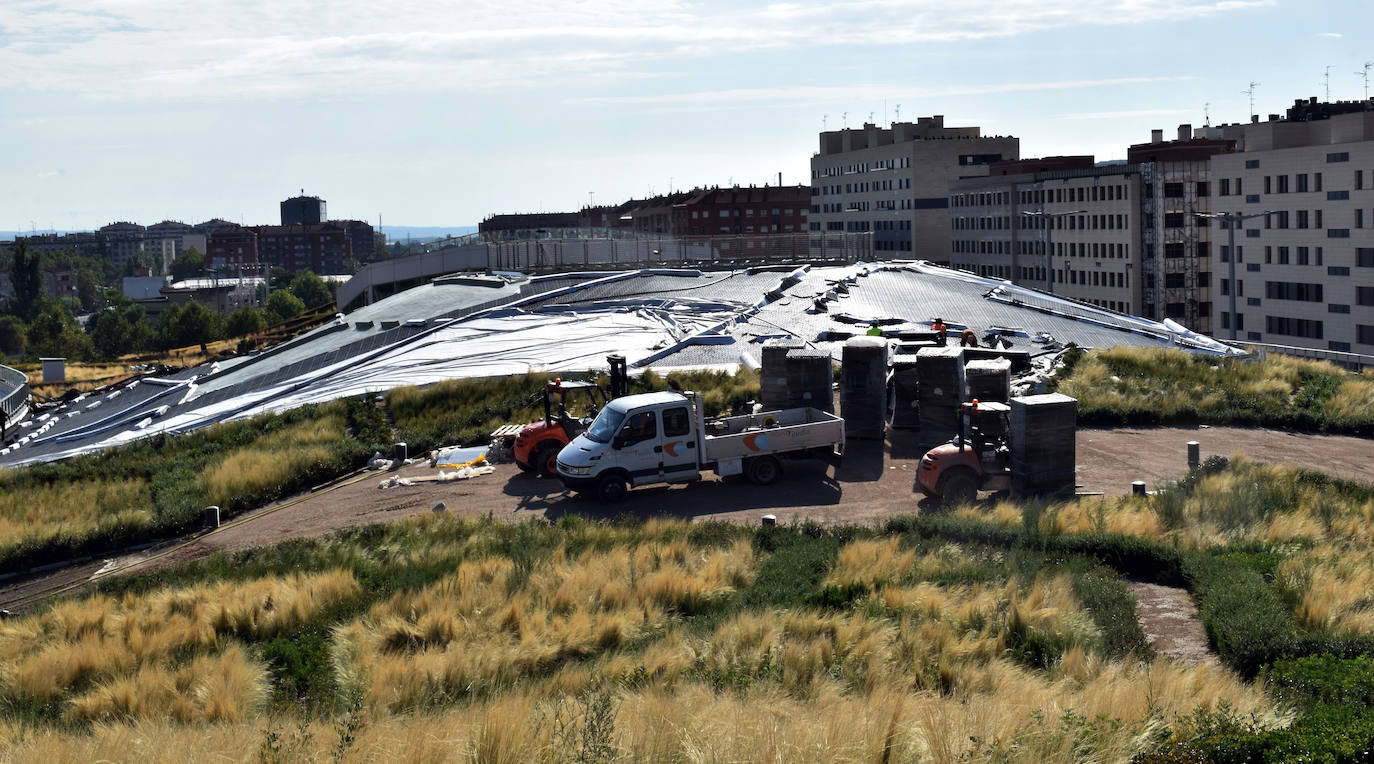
[2,0,1371,232]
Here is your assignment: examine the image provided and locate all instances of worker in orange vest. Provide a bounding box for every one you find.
[931,318,948,345]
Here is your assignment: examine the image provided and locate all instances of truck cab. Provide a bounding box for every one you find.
[556,392,703,502]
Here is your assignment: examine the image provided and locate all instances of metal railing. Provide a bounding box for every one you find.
[0,363,30,423]
[1232,341,1373,371]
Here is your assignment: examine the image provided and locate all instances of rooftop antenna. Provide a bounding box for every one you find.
[1324,65,1333,101]
[588,191,594,207]
[842,111,848,128]
[1204,101,1211,126]
[894,103,900,122]
[1242,81,1260,120]
[822,114,827,130]
[1359,62,1372,101]
[868,111,874,124]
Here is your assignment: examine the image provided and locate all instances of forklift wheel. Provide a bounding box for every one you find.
[596,473,628,503]
[515,459,534,473]
[936,468,979,507]
[534,444,561,478]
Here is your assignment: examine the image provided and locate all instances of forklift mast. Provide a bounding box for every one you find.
[607,354,628,400]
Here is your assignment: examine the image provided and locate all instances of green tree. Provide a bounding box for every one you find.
[269,266,291,291]
[75,263,104,312]
[169,247,206,281]
[154,301,216,350]
[10,241,43,320]
[0,316,25,356]
[264,290,305,324]
[26,299,94,360]
[224,306,266,338]
[287,271,333,309]
[87,296,153,360]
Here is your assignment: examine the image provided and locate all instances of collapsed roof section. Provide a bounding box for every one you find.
[0,262,1238,467]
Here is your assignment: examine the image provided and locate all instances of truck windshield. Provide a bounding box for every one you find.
[584,408,625,444]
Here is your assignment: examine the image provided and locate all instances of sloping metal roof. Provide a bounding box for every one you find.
[0,262,1230,468]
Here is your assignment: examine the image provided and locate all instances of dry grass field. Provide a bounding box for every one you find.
[0,501,1314,763]
[1,352,1373,760]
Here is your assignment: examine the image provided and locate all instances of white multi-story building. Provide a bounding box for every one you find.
[950,158,1144,315]
[1208,99,1374,358]
[809,117,1018,262]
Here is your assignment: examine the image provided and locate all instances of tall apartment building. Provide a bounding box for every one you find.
[947,129,1234,333]
[255,223,352,274]
[1126,128,1235,334]
[810,117,1018,261]
[1208,98,1374,356]
[207,225,259,268]
[281,194,327,225]
[950,158,1144,314]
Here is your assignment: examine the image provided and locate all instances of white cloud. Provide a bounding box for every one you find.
[1318,32,1342,37]
[568,76,1196,109]
[0,0,1272,101]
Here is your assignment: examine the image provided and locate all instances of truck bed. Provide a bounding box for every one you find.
[702,407,845,463]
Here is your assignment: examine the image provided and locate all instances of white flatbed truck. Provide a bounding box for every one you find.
[556,390,845,502]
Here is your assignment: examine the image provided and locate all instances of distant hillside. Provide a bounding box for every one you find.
[379,225,477,243]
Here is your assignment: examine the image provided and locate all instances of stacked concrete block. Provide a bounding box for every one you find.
[841,337,889,439]
[916,346,966,450]
[965,358,1012,403]
[1010,393,1077,499]
[784,348,834,412]
[760,338,806,410]
[889,357,921,429]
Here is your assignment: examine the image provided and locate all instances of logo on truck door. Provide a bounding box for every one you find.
[664,440,683,457]
[743,433,770,452]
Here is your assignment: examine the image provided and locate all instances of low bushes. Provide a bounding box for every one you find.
[0,399,386,576]
[1055,346,1374,434]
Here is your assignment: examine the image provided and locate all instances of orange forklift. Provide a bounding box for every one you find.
[514,355,628,477]
[917,400,1012,505]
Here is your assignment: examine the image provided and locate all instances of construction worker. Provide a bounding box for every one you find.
[960,329,979,348]
[931,317,948,345]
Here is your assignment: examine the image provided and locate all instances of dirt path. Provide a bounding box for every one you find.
[6,424,1373,601]
[1128,581,1217,666]
[1076,424,1374,494]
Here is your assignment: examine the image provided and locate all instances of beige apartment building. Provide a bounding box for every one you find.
[1208,99,1374,358]
[950,158,1143,315]
[947,128,1234,333]
[810,117,1018,262]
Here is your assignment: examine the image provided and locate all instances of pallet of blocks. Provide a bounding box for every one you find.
[1010,393,1077,499]
[841,337,888,439]
[889,357,920,429]
[916,346,966,451]
[965,358,1012,403]
[760,338,806,410]
[784,347,834,412]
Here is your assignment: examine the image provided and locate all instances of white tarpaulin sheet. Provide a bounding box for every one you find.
[23,300,740,462]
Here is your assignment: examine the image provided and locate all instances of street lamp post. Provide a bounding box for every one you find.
[1020,209,1086,294]
[1191,211,1268,341]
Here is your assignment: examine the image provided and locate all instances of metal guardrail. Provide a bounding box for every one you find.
[0,363,30,422]
[1231,341,1373,370]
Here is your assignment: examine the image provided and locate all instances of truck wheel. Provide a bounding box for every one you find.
[534,443,561,478]
[745,455,781,485]
[596,473,628,503]
[937,468,979,507]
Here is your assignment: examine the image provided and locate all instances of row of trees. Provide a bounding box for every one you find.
[0,242,336,361]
